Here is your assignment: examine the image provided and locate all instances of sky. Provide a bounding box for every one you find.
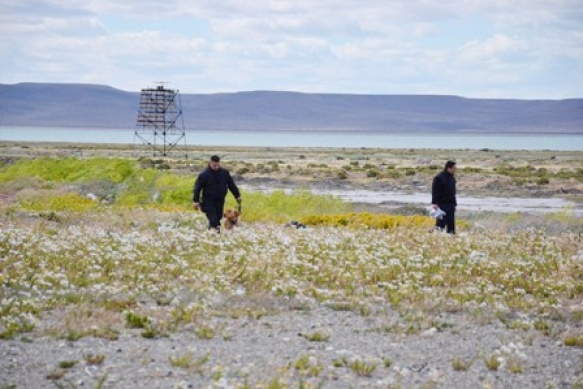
[1,0,582,99]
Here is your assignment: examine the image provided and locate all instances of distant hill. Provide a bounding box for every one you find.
[0,83,582,134]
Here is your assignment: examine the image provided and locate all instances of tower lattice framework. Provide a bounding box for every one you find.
[134,84,187,157]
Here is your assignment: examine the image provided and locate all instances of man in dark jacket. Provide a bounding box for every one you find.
[193,155,241,231]
[431,160,457,234]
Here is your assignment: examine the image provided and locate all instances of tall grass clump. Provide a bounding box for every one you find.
[115,167,165,207]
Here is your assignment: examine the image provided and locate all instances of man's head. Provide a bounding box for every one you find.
[209,155,221,171]
[444,160,457,174]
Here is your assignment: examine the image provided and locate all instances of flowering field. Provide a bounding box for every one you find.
[1,156,583,388]
[2,210,582,334]
[1,208,582,387]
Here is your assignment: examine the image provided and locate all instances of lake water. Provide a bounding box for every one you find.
[0,126,582,151]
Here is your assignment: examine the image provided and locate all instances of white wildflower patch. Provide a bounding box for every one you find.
[0,210,581,339]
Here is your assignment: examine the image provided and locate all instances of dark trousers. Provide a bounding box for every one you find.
[202,199,225,230]
[435,204,456,234]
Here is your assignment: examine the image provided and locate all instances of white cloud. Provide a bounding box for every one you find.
[0,0,581,98]
[458,34,528,64]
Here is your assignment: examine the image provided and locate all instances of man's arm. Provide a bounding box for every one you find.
[193,173,205,203]
[225,171,241,201]
[453,178,457,207]
[431,175,441,208]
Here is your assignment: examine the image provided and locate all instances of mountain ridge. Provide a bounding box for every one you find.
[1,82,581,134]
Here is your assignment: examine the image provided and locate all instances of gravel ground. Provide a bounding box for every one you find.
[1,303,582,389]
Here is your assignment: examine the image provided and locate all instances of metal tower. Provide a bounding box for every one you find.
[134,83,187,157]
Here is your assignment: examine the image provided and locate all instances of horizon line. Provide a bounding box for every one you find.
[2,81,582,101]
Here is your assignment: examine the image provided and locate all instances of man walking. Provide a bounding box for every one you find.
[193,155,241,231]
[431,160,457,234]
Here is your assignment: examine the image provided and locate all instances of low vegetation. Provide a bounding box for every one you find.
[0,152,582,387]
[0,206,581,340]
[299,212,435,230]
[0,157,351,222]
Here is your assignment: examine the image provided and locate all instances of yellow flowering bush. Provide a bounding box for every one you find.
[19,192,99,212]
[300,212,434,230]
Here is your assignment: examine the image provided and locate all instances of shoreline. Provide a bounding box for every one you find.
[2,139,583,153]
[2,141,582,208]
[1,129,583,151]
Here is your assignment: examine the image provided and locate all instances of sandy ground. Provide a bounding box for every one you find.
[2,301,582,389]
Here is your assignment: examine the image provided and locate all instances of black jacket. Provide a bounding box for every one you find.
[193,167,240,203]
[431,170,457,206]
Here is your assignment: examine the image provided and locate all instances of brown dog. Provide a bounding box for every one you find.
[223,208,240,230]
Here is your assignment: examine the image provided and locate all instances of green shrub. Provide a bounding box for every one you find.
[462,167,483,173]
[58,360,77,369]
[348,359,377,377]
[383,170,402,179]
[564,335,583,347]
[236,167,250,175]
[124,311,150,329]
[0,158,135,184]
